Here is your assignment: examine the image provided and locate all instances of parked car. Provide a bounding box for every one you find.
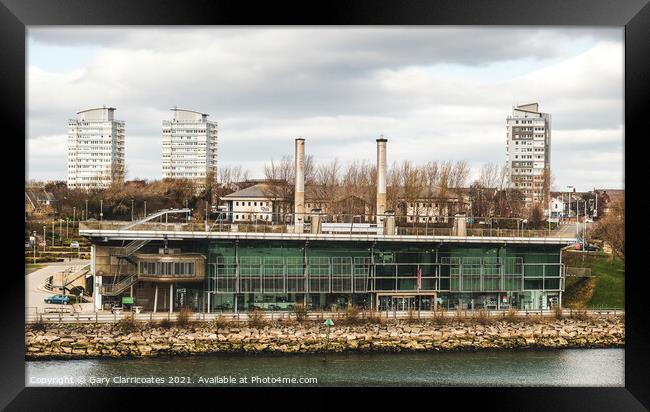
[70,241,80,248]
[44,294,70,305]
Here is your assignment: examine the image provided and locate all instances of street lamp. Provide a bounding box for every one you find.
[566,185,577,236]
[43,226,46,252]
[85,199,88,221]
[131,199,134,221]
[32,231,37,264]
[100,199,103,222]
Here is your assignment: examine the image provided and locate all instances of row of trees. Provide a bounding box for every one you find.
[29,158,551,223]
[262,155,477,217]
[32,165,251,222]
[261,155,544,222]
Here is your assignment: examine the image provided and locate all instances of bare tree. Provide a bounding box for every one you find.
[314,158,341,212]
[592,197,624,261]
[450,160,470,189]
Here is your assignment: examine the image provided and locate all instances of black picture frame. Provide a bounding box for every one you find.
[3,0,648,409]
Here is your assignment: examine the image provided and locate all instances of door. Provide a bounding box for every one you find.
[392,296,415,311]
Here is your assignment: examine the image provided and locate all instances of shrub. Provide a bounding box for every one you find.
[432,309,449,326]
[29,318,47,332]
[454,307,467,324]
[176,307,193,327]
[553,305,564,320]
[505,307,518,323]
[114,314,140,333]
[211,315,229,335]
[248,308,267,328]
[361,309,383,324]
[158,318,173,329]
[569,308,591,321]
[405,308,416,324]
[471,309,493,325]
[342,305,361,325]
[292,303,308,323]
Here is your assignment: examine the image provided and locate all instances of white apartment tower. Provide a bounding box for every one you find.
[505,103,551,209]
[162,108,218,186]
[67,107,125,189]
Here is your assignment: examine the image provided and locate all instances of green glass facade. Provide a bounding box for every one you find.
[203,239,564,312]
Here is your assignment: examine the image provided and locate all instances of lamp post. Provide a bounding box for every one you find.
[33,231,37,264]
[583,199,587,251]
[100,199,103,222]
[85,199,88,221]
[73,207,76,236]
[43,226,46,252]
[131,199,134,221]
[144,200,147,218]
[566,185,576,236]
[51,221,55,247]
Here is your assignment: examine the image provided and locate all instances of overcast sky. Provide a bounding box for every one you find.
[26,27,624,192]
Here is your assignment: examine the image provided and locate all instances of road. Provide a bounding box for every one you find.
[550,221,595,239]
[25,259,91,314]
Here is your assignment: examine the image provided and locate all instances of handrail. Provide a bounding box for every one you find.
[102,274,138,295]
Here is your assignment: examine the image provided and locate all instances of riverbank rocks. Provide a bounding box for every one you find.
[25,316,624,359]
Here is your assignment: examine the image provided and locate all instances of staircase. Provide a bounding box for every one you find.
[101,274,139,296]
[110,239,150,258]
[102,240,149,297]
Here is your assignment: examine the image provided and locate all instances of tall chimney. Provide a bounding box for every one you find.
[376,136,387,227]
[294,137,305,233]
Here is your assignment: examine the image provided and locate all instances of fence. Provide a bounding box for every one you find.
[80,212,566,239]
[25,306,624,324]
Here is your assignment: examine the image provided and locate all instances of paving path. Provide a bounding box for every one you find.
[25,259,90,314]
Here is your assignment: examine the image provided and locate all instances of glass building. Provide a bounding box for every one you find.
[87,232,568,313]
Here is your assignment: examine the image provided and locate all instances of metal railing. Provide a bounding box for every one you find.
[25,307,625,324]
[79,211,572,239]
[110,239,150,257]
[101,274,138,296]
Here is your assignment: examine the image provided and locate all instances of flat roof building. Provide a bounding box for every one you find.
[162,108,218,189]
[67,107,125,189]
[505,103,551,211]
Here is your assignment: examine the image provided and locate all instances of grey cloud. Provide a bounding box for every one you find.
[27,27,623,192]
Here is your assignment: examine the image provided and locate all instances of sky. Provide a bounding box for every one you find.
[26,27,624,192]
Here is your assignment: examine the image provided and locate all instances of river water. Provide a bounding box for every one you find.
[26,348,624,387]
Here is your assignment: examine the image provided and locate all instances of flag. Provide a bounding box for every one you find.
[417,265,422,290]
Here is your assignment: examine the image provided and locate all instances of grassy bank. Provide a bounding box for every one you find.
[563,251,624,309]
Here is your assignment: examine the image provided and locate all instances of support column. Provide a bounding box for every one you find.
[169,283,174,313]
[376,137,387,227]
[153,284,158,313]
[294,138,305,234]
[91,244,102,311]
